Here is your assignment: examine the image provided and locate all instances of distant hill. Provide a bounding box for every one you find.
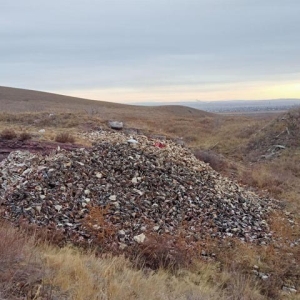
[132,99,300,113]
[0,86,213,119]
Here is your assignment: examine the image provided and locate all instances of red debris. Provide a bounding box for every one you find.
[154,142,166,148]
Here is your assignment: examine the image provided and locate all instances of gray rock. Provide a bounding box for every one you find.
[108,121,123,130]
[109,195,117,201]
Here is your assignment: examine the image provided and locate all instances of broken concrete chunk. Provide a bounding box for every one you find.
[134,233,146,243]
[108,121,123,130]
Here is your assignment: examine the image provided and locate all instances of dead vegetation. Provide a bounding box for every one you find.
[0,221,50,299]
[55,132,76,143]
[2,217,299,299]
[19,131,32,141]
[0,128,17,140]
[194,149,228,172]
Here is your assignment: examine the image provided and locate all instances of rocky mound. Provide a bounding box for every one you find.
[0,131,274,248]
[246,108,300,161]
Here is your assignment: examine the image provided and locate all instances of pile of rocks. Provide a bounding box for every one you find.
[0,131,274,247]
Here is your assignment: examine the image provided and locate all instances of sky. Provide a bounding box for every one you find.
[1,0,300,103]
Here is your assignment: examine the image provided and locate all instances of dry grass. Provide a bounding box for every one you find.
[236,149,300,212]
[209,236,300,299]
[55,132,76,143]
[0,221,50,299]
[42,245,266,300]
[1,221,298,300]
[0,220,268,300]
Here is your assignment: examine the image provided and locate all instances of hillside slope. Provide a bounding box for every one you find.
[0,86,212,118]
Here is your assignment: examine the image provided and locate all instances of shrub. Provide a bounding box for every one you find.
[55,132,75,143]
[19,131,32,141]
[132,234,190,271]
[0,128,17,140]
[194,150,228,172]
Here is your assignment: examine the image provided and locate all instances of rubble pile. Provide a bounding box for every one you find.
[0,131,274,247]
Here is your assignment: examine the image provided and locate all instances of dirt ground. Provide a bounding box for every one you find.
[0,139,86,161]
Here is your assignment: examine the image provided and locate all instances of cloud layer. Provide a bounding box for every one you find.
[1,0,300,101]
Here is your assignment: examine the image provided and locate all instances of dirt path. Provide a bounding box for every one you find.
[0,139,86,161]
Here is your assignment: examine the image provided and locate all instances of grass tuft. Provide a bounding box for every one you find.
[55,132,76,143]
[0,128,17,140]
[18,131,32,141]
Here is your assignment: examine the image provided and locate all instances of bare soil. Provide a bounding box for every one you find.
[0,139,86,161]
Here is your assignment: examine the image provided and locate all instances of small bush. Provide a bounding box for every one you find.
[194,150,228,172]
[0,128,17,140]
[55,132,75,143]
[19,131,32,141]
[133,234,190,271]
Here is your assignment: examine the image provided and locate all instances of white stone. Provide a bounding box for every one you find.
[55,205,62,212]
[118,230,126,236]
[127,139,138,144]
[134,233,146,244]
[131,177,138,184]
[95,172,102,178]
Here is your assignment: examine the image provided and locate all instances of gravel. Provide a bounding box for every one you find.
[0,130,275,247]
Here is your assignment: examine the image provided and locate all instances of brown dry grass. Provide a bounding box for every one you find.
[42,244,268,300]
[19,131,32,141]
[0,221,51,299]
[0,128,17,139]
[43,246,213,300]
[55,132,76,143]
[0,221,270,300]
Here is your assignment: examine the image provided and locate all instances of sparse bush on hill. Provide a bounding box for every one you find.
[55,132,75,143]
[18,131,32,141]
[194,149,228,172]
[132,234,190,271]
[0,128,17,140]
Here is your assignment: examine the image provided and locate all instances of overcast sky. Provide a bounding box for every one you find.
[1,0,300,102]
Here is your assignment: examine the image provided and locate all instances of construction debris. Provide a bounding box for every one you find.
[0,131,275,248]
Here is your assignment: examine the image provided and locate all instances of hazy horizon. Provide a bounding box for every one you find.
[1,0,300,103]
